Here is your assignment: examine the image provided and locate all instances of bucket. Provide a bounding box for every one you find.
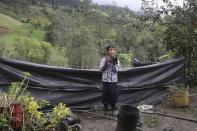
[10,103,24,129]
[172,88,189,107]
[116,105,139,131]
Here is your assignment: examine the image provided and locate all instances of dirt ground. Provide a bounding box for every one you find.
[77,89,197,131]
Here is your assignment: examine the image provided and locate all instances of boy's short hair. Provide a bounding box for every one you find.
[106,44,116,51]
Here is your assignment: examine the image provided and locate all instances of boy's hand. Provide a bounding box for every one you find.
[105,57,110,65]
[105,56,110,60]
[111,57,118,65]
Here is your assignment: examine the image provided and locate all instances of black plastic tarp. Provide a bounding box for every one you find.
[0,57,185,109]
[132,58,159,67]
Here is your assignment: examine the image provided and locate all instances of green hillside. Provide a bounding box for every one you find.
[0,13,22,30]
[1,23,46,44]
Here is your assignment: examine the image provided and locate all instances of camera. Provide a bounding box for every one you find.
[111,57,118,65]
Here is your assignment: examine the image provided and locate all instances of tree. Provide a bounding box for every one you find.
[13,37,45,63]
[142,0,197,86]
[80,0,92,14]
[40,41,53,63]
[69,26,100,69]
[47,46,68,67]
[46,12,77,47]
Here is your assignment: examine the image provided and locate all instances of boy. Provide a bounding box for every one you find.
[99,44,120,115]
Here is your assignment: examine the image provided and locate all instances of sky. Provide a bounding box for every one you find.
[92,0,184,11]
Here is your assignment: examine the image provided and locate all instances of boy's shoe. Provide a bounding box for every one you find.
[104,110,108,115]
[112,110,118,116]
[104,104,108,115]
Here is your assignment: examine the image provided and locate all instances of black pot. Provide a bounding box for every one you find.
[116,105,139,131]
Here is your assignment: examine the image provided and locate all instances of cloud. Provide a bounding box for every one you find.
[92,0,142,11]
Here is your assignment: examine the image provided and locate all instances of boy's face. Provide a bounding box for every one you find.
[107,48,117,57]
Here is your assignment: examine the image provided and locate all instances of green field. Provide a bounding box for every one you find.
[0,12,47,45]
[0,13,22,30]
[1,23,46,44]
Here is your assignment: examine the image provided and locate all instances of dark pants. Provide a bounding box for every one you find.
[102,82,118,110]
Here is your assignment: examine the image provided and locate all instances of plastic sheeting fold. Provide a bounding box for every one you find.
[0,57,185,109]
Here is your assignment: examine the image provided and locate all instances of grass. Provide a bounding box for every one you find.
[0,13,22,30]
[0,5,50,44]
[0,23,46,44]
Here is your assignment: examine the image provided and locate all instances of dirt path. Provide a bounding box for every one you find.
[77,93,197,131]
[78,112,116,131]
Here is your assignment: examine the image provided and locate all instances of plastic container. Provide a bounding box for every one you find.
[10,102,23,129]
[172,88,189,107]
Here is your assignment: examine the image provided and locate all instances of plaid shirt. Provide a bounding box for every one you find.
[99,57,120,82]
